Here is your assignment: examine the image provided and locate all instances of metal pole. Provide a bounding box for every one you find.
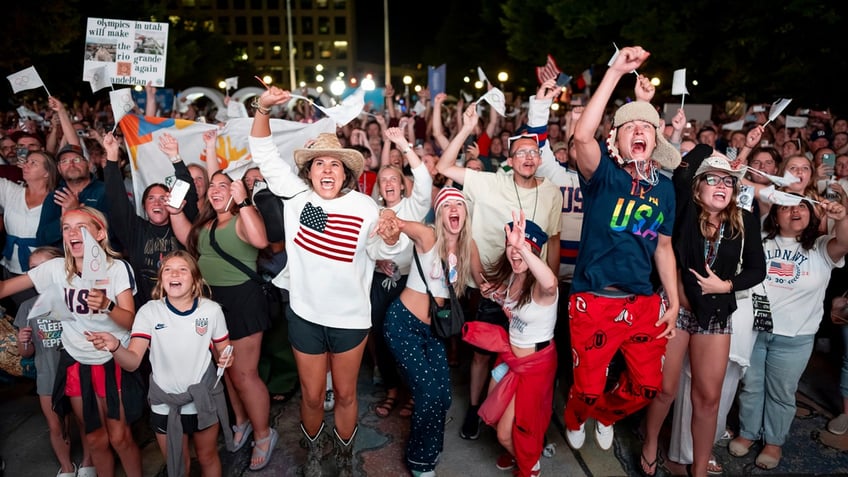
[287,0,296,90]
[383,0,390,86]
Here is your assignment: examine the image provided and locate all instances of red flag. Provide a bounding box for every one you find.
[536,54,562,84]
[576,68,593,90]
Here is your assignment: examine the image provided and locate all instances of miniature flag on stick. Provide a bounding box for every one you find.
[81,228,108,282]
[225,76,238,91]
[746,168,800,187]
[672,68,689,108]
[110,88,135,130]
[292,87,365,127]
[608,43,638,76]
[764,98,792,127]
[758,185,819,206]
[476,87,506,116]
[722,119,745,131]
[7,66,50,96]
[477,67,489,85]
[88,66,111,93]
[535,54,561,84]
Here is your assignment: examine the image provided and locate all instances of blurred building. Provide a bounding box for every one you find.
[165,0,357,89]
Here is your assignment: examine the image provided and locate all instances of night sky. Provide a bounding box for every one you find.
[354,0,451,65]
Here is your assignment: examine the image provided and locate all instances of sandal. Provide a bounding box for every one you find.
[707,454,723,475]
[399,399,414,418]
[639,450,661,477]
[375,396,397,418]
[232,421,254,452]
[755,445,781,470]
[249,429,279,471]
[728,436,754,457]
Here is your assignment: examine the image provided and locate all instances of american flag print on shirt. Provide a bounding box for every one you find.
[767,261,795,277]
[295,202,363,262]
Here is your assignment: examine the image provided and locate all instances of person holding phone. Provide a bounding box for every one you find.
[102,132,199,303]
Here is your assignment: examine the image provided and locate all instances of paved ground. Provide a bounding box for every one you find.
[2,342,848,476]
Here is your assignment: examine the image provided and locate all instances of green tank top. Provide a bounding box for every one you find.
[197,216,259,286]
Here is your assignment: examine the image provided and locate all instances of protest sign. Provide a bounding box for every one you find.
[83,17,169,87]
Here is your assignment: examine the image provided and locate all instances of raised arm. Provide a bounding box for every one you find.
[232,180,269,250]
[48,96,80,151]
[431,93,451,151]
[397,219,436,253]
[435,104,479,186]
[144,82,158,117]
[507,211,557,305]
[102,132,141,248]
[573,46,651,179]
[825,199,848,262]
[203,129,220,180]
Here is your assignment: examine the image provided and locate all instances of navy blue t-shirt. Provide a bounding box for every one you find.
[571,156,676,296]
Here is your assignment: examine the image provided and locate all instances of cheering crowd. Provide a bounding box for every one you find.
[1,45,848,477]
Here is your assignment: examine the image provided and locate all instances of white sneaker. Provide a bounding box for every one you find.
[324,389,335,411]
[594,421,614,450]
[565,422,586,449]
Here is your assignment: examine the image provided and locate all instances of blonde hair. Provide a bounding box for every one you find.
[433,201,474,298]
[61,207,121,283]
[151,250,210,300]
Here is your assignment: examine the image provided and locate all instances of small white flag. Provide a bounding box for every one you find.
[88,66,111,93]
[671,69,689,96]
[81,228,108,281]
[412,100,427,116]
[227,100,249,119]
[477,87,506,116]
[460,90,473,103]
[758,185,808,206]
[312,88,365,127]
[7,66,45,94]
[747,168,801,187]
[785,115,808,129]
[16,106,43,122]
[722,119,745,131]
[110,88,135,125]
[477,67,489,85]
[608,43,621,66]
[225,76,239,90]
[767,98,792,124]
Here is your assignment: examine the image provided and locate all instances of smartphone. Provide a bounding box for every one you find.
[168,179,190,209]
[76,129,88,137]
[555,72,572,88]
[15,146,27,161]
[822,153,836,168]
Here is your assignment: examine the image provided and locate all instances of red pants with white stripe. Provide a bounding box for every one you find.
[564,291,667,429]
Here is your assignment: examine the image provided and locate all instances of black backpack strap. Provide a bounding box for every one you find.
[208,218,263,284]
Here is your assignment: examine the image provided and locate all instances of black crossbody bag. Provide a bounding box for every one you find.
[412,251,464,339]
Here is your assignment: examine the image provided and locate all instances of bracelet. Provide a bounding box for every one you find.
[110,342,120,353]
[401,146,412,155]
[251,97,271,115]
[169,154,182,163]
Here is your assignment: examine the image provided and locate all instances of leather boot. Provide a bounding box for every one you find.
[333,425,357,477]
[301,421,326,477]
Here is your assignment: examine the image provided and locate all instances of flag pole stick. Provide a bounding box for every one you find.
[43,85,52,98]
[680,94,685,109]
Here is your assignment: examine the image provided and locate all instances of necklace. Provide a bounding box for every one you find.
[513,178,539,221]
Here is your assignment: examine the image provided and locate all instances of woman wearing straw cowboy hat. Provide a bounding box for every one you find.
[248,86,408,477]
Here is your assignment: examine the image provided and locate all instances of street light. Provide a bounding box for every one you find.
[474,80,484,90]
[316,64,324,72]
[330,79,346,96]
[217,80,227,89]
[497,71,509,83]
[361,74,376,91]
[263,75,273,85]
[463,76,470,83]
[650,77,661,87]
[316,74,324,83]
[402,75,412,86]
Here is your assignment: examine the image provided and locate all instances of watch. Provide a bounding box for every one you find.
[106,300,116,313]
[237,198,252,209]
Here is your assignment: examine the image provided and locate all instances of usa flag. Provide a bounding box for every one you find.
[768,261,795,277]
[295,202,363,262]
[535,54,562,85]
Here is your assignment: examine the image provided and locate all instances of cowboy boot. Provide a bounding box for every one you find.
[333,425,358,477]
[300,421,326,477]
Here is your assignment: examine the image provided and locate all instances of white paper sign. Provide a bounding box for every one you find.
[83,17,169,87]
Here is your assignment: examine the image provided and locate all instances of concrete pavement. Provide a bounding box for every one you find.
[2,344,848,476]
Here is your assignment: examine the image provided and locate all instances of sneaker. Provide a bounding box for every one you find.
[511,460,540,477]
[496,452,515,471]
[460,405,481,440]
[828,413,848,435]
[324,390,335,411]
[565,423,586,450]
[594,421,614,450]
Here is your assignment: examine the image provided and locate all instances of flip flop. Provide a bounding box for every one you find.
[249,429,279,471]
[232,421,254,452]
[399,399,414,418]
[375,396,397,418]
[639,450,661,477]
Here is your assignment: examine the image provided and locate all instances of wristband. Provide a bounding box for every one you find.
[169,154,182,163]
[110,342,120,353]
[251,97,271,115]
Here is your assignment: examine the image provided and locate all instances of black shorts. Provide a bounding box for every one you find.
[210,281,271,340]
[287,305,369,355]
[150,412,207,435]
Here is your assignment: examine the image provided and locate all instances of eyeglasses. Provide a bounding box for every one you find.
[512,149,541,160]
[507,133,539,151]
[59,156,87,165]
[702,174,738,187]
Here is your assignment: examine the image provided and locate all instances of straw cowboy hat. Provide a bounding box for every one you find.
[294,133,365,180]
[605,101,681,170]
